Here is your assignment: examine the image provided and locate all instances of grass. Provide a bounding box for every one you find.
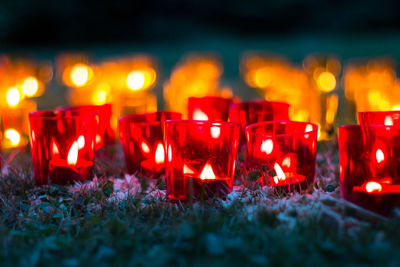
[1,141,400,266]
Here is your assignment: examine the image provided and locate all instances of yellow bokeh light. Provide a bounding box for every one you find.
[6,87,21,107]
[317,71,336,92]
[22,76,39,97]
[126,71,145,90]
[5,128,21,146]
[70,64,92,87]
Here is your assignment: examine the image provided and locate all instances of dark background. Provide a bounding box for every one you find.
[1,0,399,48]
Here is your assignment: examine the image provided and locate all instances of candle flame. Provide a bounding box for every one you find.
[141,141,151,154]
[77,135,85,149]
[51,139,60,157]
[192,109,209,120]
[365,181,383,193]
[200,163,216,180]
[376,149,385,164]
[260,139,273,155]
[70,64,91,87]
[317,71,336,92]
[126,70,146,91]
[67,141,79,165]
[6,87,21,107]
[22,76,39,97]
[155,143,165,164]
[5,128,21,146]
[274,163,286,181]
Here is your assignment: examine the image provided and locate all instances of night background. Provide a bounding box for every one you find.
[2,1,400,266]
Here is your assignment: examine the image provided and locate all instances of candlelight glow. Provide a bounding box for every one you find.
[67,142,79,165]
[168,145,172,162]
[126,71,145,91]
[365,181,383,193]
[96,134,102,145]
[260,139,273,155]
[192,109,209,120]
[155,143,165,164]
[376,149,385,163]
[70,64,91,87]
[281,156,291,168]
[317,71,336,92]
[92,90,107,105]
[6,87,21,107]
[51,140,60,157]
[200,163,216,180]
[5,128,21,146]
[22,76,39,97]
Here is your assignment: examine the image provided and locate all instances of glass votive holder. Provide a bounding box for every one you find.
[59,104,115,149]
[29,110,97,185]
[229,100,290,149]
[339,125,400,215]
[119,111,182,177]
[188,96,232,121]
[164,120,240,201]
[245,121,318,191]
[358,111,400,127]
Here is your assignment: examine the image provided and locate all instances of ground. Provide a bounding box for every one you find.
[1,140,400,266]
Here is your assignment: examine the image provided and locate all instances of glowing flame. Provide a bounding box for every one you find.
[260,139,273,155]
[126,71,146,91]
[183,164,195,175]
[67,142,78,165]
[376,149,385,163]
[77,135,85,149]
[192,109,209,120]
[365,181,383,193]
[210,126,221,138]
[200,163,216,180]
[22,77,39,97]
[51,140,60,157]
[274,163,286,182]
[141,141,151,154]
[282,156,291,168]
[5,129,21,146]
[317,71,336,92]
[6,87,21,107]
[384,116,394,126]
[92,90,107,105]
[70,64,91,87]
[155,143,165,164]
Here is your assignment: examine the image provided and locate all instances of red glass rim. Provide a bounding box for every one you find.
[119,111,182,124]
[245,120,318,138]
[339,124,399,130]
[229,100,290,110]
[58,103,112,112]
[29,110,97,119]
[189,96,232,101]
[165,119,240,128]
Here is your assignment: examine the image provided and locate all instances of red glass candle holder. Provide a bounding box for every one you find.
[358,111,400,127]
[29,110,97,185]
[188,96,232,121]
[164,120,240,201]
[245,121,318,191]
[59,104,115,149]
[119,111,182,177]
[339,125,400,215]
[229,100,290,149]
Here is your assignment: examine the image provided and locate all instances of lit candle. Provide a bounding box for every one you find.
[29,110,96,185]
[164,120,240,201]
[119,111,182,178]
[246,121,317,192]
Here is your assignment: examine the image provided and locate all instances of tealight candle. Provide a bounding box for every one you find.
[164,120,240,201]
[59,104,115,149]
[188,96,232,121]
[339,125,400,215]
[29,110,97,185]
[245,121,318,191]
[229,100,290,149]
[119,111,182,177]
